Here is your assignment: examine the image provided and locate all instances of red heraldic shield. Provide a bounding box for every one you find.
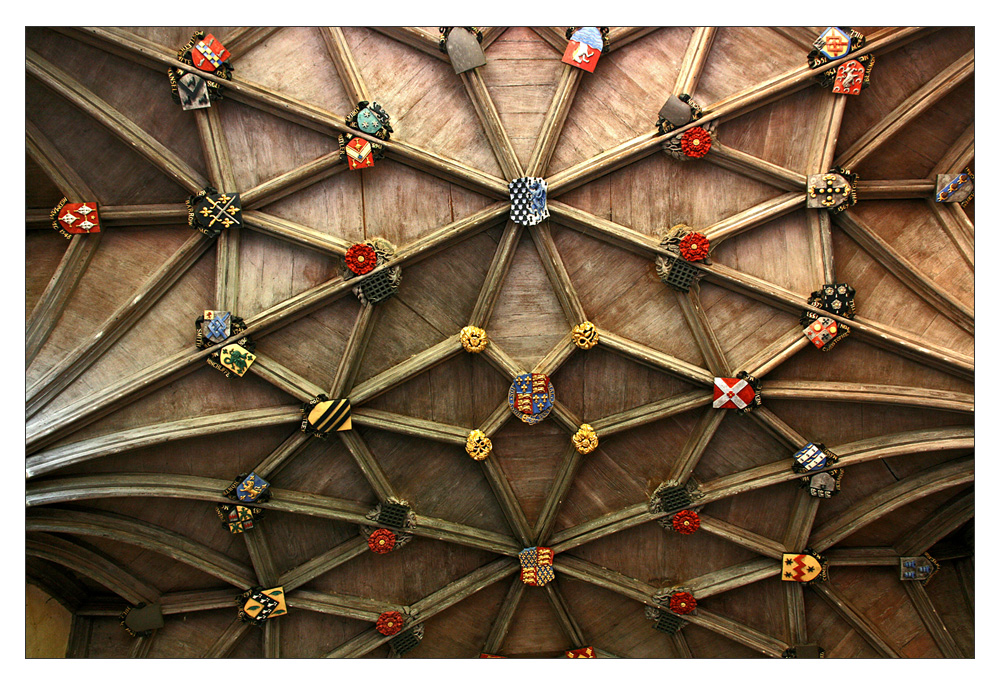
[803,317,839,349]
[191,34,230,72]
[832,59,866,95]
[57,202,101,234]
[562,40,600,72]
[345,136,375,170]
[712,377,756,410]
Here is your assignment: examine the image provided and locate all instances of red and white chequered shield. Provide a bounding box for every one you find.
[803,317,838,348]
[712,377,756,409]
[57,202,101,234]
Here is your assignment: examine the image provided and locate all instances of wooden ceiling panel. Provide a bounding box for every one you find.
[835,27,974,174]
[559,576,674,658]
[546,28,690,175]
[28,28,210,192]
[803,587,885,657]
[26,76,192,204]
[695,27,808,108]
[84,616,146,657]
[363,428,513,535]
[825,567,946,658]
[404,577,508,657]
[392,230,499,335]
[833,229,973,356]
[479,28,566,170]
[250,297,357,393]
[26,229,212,392]
[301,536,498,608]
[550,227,708,366]
[279,610,379,658]
[721,86,831,175]
[568,521,758,590]
[699,481,800,544]
[344,28,505,179]
[26,233,76,318]
[231,27,354,117]
[850,200,973,309]
[25,26,974,658]
[679,621,767,658]
[699,282,802,368]
[256,167,365,246]
[219,97,341,192]
[499,585,572,657]
[270,433,377,505]
[712,210,819,297]
[488,234,573,367]
[364,353,509,427]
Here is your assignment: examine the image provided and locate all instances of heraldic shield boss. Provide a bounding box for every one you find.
[782,552,827,583]
[814,27,852,61]
[444,27,486,74]
[712,377,756,410]
[508,177,549,226]
[308,398,353,434]
[562,27,604,72]
[55,201,100,234]
[178,72,211,110]
[508,373,555,424]
[239,587,286,625]
[201,310,232,344]
[191,33,230,72]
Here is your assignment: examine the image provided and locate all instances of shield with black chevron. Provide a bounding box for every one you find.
[307,399,352,434]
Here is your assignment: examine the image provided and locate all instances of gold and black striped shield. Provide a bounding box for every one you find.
[307,399,352,433]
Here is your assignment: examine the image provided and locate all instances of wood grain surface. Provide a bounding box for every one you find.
[25,25,974,658]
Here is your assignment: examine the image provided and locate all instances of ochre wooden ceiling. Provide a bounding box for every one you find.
[25,26,973,658]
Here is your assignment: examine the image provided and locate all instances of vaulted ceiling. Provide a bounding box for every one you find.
[26,26,973,658]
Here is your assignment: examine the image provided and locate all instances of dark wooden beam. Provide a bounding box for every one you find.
[903,583,964,658]
[836,50,975,170]
[320,27,370,104]
[481,577,524,655]
[809,457,974,552]
[809,583,902,658]
[27,48,208,193]
[27,533,159,605]
[26,508,256,587]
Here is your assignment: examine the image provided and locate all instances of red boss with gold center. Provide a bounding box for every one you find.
[677,232,709,261]
[376,610,405,636]
[671,510,700,534]
[680,127,712,158]
[367,528,396,554]
[346,243,378,275]
[669,591,697,615]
